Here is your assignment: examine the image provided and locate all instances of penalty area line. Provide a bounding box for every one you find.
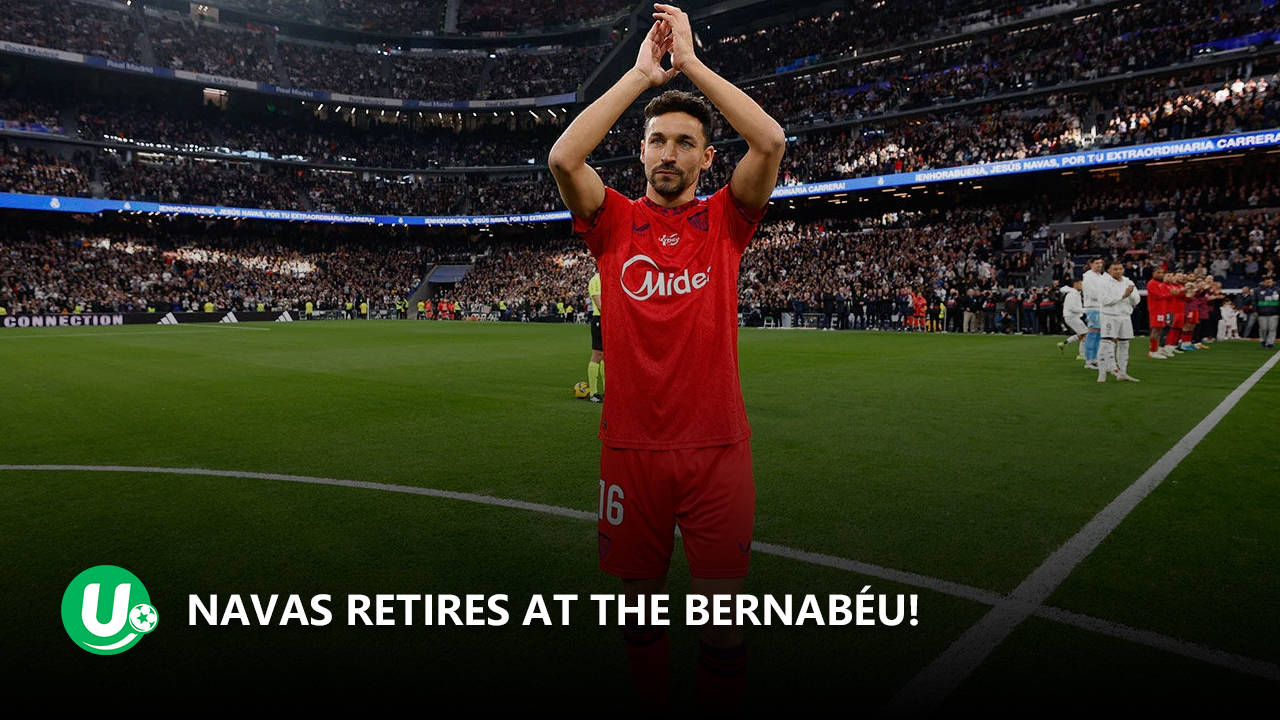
[1,462,1277,685]
[879,349,1280,715]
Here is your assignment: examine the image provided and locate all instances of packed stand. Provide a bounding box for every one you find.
[76,101,221,151]
[0,0,141,62]
[388,54,485,100]
[97,154,300,208]
[1066,209,1280,286]
[482,46,607,100]
[281,41,386,95]
[598,71,1280,193]
[0,145,92,197]
[5,69,1280,216]
[326,0,448,34]
[302,171,469,215]
[146,12,279,83]
[222,0,450,34]
[0,231,426,315]
[702,0,1269,84]
[452,238,597,319]
[0,97,63,135]
[59,96,564,167]
[749,0,1278,125]
[459,0,633,33]
[1071,179,1280,221]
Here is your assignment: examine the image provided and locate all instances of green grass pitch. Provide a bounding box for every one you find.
[1,321,1276,710]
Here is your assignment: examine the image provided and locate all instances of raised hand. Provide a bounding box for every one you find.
[652,4,697,72]
[634,19,679,87]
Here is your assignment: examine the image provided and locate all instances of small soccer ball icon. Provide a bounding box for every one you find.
[129,603,158,633]
[573,381,590,399]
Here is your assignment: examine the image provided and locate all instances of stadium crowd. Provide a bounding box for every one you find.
[5,0,1275,107]
[280,41,387,96]
[3,185,1277,339]
[0,146,91,197]
[458,0,633,34]
[5,64,1275,217]
[0,0,141,63]
[214,0,447,34]
[700,0,1109,81]
[0,230,426,315]
[714,0,1280,126]
[388,53,488,101]
[481,46,607,100]
[147,12,280,84]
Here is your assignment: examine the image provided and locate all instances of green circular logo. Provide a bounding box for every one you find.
[61,566,157,655]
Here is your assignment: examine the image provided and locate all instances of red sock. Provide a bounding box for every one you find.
[623,623,669,712]
[1167,329,1181,346]
[1150,337,1159,353]
[696,640,748,715]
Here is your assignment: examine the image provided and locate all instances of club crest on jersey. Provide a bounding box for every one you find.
[621,254,711,302]
[658,233,681,246]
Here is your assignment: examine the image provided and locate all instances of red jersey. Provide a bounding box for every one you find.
[1146,280,1171,317]
[575,185,763,450]
[1166,284,1186,315]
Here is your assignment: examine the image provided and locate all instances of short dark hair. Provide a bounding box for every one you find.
[643,90,715,145]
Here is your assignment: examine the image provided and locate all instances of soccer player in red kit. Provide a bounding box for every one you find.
[1146,267,1173,358]
[548,3,785,713]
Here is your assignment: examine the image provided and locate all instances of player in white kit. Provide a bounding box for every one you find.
[1056,278,1088,358]
[1080,258,1106,369]
[1097,260,1142,382]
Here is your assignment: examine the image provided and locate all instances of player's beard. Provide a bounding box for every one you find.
[648,164,690,198]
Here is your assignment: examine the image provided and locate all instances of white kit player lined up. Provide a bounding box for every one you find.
[1056,278,1088,358]
[1080,257,1106,370]
[1096,260,1143,383]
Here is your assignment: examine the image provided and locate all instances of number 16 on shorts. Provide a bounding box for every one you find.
[599,479,624,526]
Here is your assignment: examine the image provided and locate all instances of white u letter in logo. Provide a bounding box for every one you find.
[82,582,131,638]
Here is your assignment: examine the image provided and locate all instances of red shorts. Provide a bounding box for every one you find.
[1184,311,1200,325]
[1149,312,1170,329]
[597,440,754,579]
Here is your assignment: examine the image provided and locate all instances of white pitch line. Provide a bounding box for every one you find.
[880,350,1280,715]
[752,542,1005,607]
[0,464,594,521]
[3,462,1278,685]
[1034,605,1280,682]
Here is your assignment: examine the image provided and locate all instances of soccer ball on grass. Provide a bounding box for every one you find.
[573,382,590,399]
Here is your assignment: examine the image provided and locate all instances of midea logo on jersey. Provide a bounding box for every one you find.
[61,566,158,655]
[621,254,711,301]
[658,233,681,246]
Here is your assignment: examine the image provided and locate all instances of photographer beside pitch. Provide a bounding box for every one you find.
[548,3,784,712]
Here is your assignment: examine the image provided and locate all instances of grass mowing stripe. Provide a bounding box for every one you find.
[881,349,1280,716]
[4,463,1277,688]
